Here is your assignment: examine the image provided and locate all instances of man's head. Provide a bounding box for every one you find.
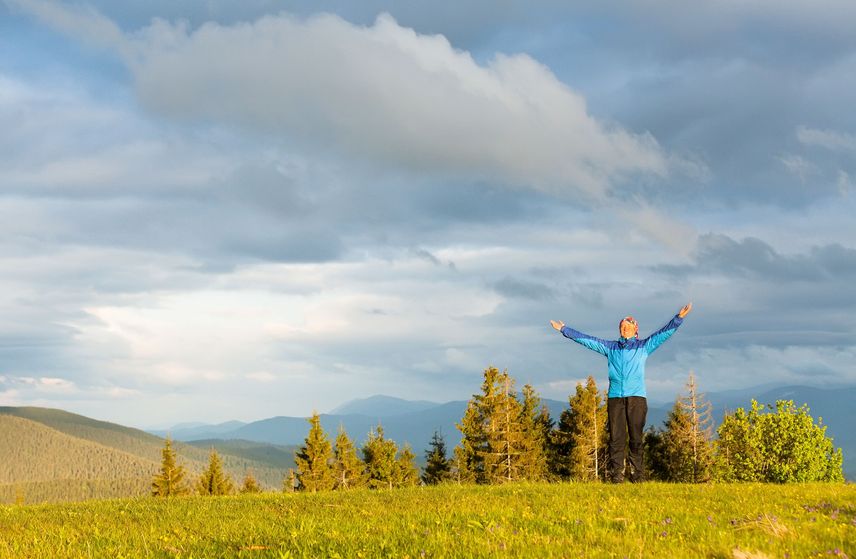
[619,316,638,339]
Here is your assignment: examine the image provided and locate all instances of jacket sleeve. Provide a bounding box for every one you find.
[560,326,610,356]
[643,314,684,354]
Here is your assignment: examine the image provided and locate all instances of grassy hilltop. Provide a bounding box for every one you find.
[1,482,853,558]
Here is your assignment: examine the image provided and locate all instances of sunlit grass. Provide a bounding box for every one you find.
[1,482,853,558]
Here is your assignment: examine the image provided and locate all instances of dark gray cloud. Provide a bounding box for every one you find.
[492,277,556,301]
[655,234,856,282]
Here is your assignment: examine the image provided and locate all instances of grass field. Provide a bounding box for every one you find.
[0,482,854,558]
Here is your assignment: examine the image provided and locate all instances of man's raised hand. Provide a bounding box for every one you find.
[678,302,693,318]
[550,320,565,331]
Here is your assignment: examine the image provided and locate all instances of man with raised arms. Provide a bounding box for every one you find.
[550,303,692,483]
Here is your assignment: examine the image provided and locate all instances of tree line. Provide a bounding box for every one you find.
[151,365,844,496]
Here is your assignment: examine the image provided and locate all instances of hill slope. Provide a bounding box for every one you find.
[0,414,160,484]
[0,407,295,503]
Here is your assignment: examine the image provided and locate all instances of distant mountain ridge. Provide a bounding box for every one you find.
[158,384,855,477]
[150,420,247,440]
[329,395,441,417]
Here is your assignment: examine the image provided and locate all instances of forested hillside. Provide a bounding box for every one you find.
[185,439,298,470]
[0,415,160,483]
[0,478,151,505]
[0,408,294,504]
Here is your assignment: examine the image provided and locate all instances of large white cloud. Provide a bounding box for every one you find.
[9,2,671,200]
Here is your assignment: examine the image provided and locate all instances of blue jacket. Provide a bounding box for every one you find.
[560,315,684,398]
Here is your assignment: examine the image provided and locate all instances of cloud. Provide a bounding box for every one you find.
[779,154,817,183]
[797,126,856,153]
[492,276,555,301]
[5,0,129,54]
[589,0,856,58]
[838,171,853,195]
[12,5,671,200]
[616,202,699,256]
[1,375,76,394]
[658,344,856,395]
[655,233,856,282]
[246,371,276,382]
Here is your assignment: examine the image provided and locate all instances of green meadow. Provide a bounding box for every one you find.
[1,482,853,558]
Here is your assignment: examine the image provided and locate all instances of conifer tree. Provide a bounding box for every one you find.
[362,425,399,489]
[152,436,190,497]
[567,376,608,481]
[294,412,336,492]
[456,366,542,484]
[483,370,525,483]
[333,426,367,490]
[451,445,477,484]
[643,426,669,481]
[535,403,558,481]
[550,396,576,480]
[196,449,235,495]
[460,366,506,482]
[422,430,452,485]
[661,372,715,482]
[518,384,548,481]
[454,395,486,483]
[239,470,262,494]
[396,444,420,487]
[283,469,297,493]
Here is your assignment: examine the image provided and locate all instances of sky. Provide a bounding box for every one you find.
[1,0,855,428]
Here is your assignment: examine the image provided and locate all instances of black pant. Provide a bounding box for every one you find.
[607,396,647,482]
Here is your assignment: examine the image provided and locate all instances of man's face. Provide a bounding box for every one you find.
[619,317,638,339]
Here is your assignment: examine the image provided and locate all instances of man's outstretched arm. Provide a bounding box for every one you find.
[550,319,610,356]
[643,303,692,354]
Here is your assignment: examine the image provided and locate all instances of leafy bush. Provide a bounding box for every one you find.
[716,400,843,482]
